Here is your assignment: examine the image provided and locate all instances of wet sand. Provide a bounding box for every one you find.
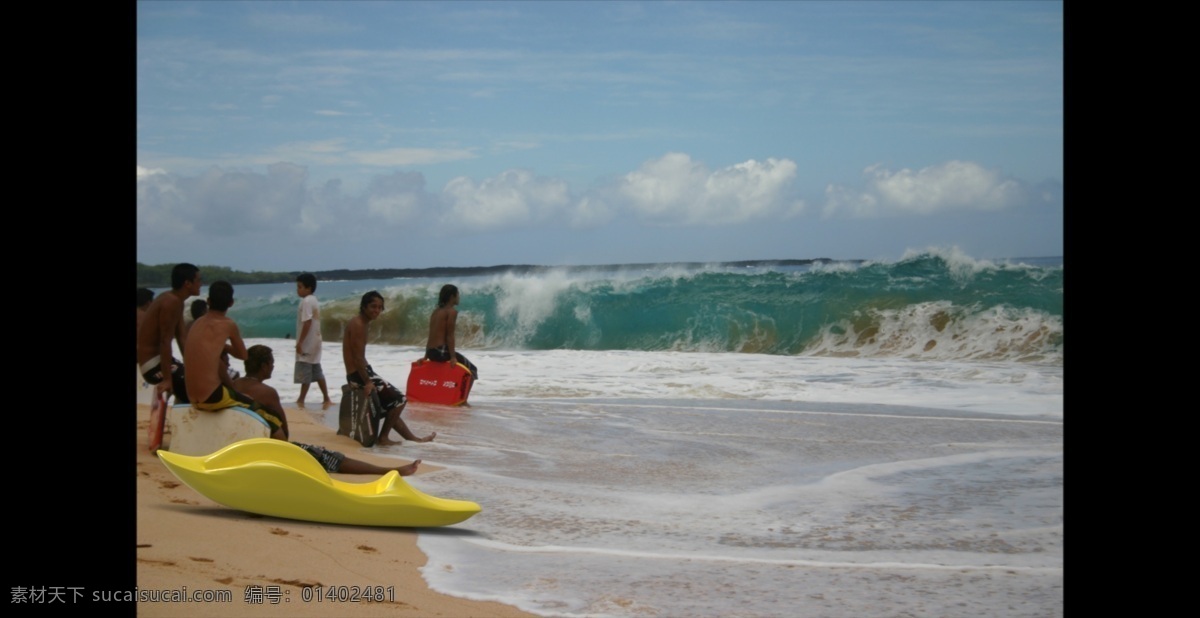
[135,401,534,617]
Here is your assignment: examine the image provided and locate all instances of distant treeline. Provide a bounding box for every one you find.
[136,259,838,289]
[136,262,559,288]
[136,263,293,288]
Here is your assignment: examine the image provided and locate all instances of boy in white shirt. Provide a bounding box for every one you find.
[295,273,333,409]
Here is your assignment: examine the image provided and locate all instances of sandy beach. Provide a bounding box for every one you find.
[135,401,534,617]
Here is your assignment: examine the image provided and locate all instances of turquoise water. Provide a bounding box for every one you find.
[178,251,1061,364]
[156,248,1063,617]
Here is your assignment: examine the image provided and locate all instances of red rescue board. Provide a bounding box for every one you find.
[405,359,474,406]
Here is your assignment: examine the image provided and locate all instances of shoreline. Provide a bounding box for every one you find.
[135,401,535,617]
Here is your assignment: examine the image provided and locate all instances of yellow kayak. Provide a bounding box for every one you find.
[157,438,481,527]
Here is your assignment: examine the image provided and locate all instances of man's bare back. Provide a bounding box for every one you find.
[184,311,247,405]
[232,374,289,437]
[427,305,456,350]
[235,345,419,475]
[343,312,372,389]
[136,308,147,351]
[138,269,202,401]
[422,285,477,381]
[136,291,186,367]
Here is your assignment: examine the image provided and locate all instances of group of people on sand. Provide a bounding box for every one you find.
[136,263,477,477]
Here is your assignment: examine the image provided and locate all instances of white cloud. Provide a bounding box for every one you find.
[365,192,422,224]
[189,164,308,233]
[441,169,571,230]
[568,195,614,229]
[137,165,167,180]
[137,166,192,236]
[823,160,1027,218]
[136,163,320,239]
[364,171,430,225]
[608,153,803,225]
[137,151,820,262]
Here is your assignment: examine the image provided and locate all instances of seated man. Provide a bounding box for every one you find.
[234,345,420,476]
[183,281,286,440]
[136,287,154,343]
[188,298,240,381]
[137,264,201,403]
[424,284,478,380]
[343,291,436,446]
[185,299,207,338]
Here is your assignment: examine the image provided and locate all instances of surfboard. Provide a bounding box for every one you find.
[157,438,481,527]
[350,390,380,447]
[148,390,167,452]
[137,366,154,405]
[337,384,382,447]
[164,405,271,456]
[406,359,474,406]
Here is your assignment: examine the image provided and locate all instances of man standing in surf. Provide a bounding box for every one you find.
[137,263,202,403]
[343,291,436,446]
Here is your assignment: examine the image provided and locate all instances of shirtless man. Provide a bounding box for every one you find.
[343,291,435,446]
[234,345,420,476]
[183,281,286,439]
[185,299,207,339]
[424,284,478,380]
[136,288,154,341]
[136,264,201,403]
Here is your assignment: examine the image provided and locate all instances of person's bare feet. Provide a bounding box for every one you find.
[321,399,334,410]
[295,400,306,409]
[377,435,401,446]
[415,432,437,443]
[397,460,421,476]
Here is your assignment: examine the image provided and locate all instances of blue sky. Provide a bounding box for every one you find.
[136,1,1062,271]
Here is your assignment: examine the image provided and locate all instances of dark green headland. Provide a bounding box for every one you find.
[135,259,842,289]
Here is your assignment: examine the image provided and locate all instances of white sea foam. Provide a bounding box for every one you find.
[236,338,1062,617]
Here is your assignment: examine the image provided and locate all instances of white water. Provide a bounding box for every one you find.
[247,338,1064,617]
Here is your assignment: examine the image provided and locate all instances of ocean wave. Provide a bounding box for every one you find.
[223,250,1062,364]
